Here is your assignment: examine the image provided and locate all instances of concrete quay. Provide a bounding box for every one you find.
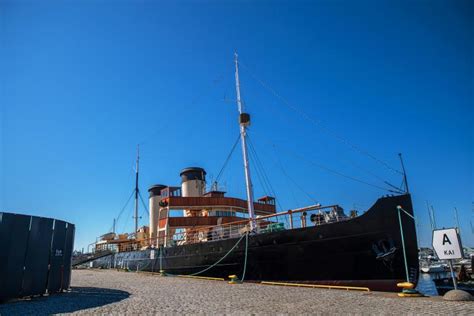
[1,269,473,315]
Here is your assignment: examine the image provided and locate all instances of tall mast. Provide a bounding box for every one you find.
[234,52,256,230]
[134,144,140,234]
[426,201,434,231]
[454,207,461,235]
[430,205,437,230]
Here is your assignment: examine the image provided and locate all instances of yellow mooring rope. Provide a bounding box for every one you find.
[260,281,370,292]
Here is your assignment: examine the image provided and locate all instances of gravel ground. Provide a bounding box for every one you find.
[1,269,473,315]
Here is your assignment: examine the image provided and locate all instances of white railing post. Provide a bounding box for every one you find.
[288,210,294,229]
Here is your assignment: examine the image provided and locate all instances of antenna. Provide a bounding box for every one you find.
[234,52,256,230]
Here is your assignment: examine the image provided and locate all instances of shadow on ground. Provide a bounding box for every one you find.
[0,287,129,315]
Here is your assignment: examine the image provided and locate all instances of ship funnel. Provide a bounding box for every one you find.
[148,184,166,241]
[180,167,206,197]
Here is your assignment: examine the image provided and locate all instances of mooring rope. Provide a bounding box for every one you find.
[397,205,416,283]
[240,231,249,282]
[158,232,249,279]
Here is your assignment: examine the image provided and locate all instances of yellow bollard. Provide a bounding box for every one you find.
[397,282,415,289]
[228,275,241,284]
[397,282,423,297]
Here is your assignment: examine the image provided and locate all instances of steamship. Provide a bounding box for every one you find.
[89,54,419,292]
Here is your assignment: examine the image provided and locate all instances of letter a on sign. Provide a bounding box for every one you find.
[432,228,463,260]
[442,234,451,245]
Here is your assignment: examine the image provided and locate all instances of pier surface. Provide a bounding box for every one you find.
[1,269,473,315]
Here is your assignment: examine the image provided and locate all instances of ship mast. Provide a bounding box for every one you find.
[234,53,256,230]
[134,144,140,234]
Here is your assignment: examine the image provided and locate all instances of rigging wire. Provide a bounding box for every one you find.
[121,202,134,233]
[214,134,241,185]
[247,135,298,209]
[251,132,403,194]
[247,138,273,195]
[247,135,275,195]
[111,189,136,232]
[246,144,289,226]
[384,180,405,193]
[248,147,272,198]
[138,191,150,216]
[246,136,290,228]
[244,134,273,197]
[271,145,319,205]
[238,61,403,176]
[246,134,285,212]
[138,69,229,146]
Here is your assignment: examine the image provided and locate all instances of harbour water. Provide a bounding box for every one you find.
[416,272,450,296]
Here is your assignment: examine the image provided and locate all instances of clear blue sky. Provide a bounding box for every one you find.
[1,0,472,251]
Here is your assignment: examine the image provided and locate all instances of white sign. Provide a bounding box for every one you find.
[150,249,155,260]
[432,228,464,260]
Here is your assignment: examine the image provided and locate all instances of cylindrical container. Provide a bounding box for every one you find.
[148,184,166,240]
[180,167,206,197]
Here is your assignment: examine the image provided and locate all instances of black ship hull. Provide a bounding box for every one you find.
[91,194,419,292]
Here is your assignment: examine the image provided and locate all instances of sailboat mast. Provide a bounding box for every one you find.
[134,144,140,234]
[426,201,434,231]
[430,205,437,230]
[454,207,461,235]
[234,53,256,229]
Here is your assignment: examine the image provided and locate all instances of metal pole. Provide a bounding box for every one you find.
[397,206,410,283]
[234,52,256,230]
[454,207,461,236]
[159,245,163,271]
[134,145,140,234]
[426,201,434,231]
[430,205,437,230]
[398,153,409,193]
[448,259,458,290]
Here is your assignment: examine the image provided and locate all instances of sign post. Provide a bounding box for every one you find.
[432,228,464,290]
[447,260,458,290]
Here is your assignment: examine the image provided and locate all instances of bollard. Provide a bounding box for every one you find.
[228,275,241,284]
[397,282,422,297]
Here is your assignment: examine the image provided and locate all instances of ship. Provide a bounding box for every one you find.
[86,54,419,292]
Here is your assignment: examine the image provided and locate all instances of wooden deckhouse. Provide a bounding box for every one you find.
[96,167,276,252]
[149,167,276,247]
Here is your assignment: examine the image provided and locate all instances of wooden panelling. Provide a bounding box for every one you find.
[167,216,243,228]
[164,197,276,214]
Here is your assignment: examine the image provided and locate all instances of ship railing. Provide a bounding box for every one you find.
[107,204,350,251]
